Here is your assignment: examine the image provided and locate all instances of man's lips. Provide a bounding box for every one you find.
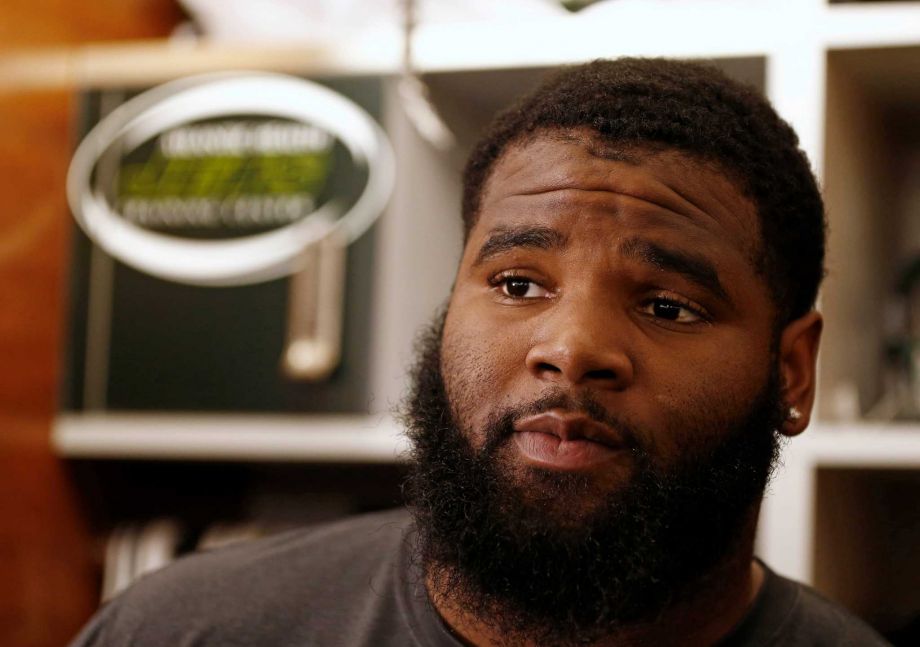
[511,410,628,471]
[513,410,626,448]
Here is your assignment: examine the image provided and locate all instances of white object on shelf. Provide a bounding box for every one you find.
[133,519,184,582]
[101,518,184,601]
[178,0,564,44]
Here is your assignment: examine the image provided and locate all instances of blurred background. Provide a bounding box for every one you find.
[1,1,919,645]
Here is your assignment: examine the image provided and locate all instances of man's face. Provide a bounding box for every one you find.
[404,131,787,642]
[443,134,776,503]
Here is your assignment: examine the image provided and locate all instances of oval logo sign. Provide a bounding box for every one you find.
[68,72,394,286]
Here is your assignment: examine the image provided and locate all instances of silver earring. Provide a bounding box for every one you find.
[787,407,802,421]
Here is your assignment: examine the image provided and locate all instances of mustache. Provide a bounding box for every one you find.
[479,389,642,455]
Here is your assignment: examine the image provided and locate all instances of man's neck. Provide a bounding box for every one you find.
[427,538,765,647]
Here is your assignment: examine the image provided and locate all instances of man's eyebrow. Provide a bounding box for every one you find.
[620,237,732,305]
[473,226,567,266]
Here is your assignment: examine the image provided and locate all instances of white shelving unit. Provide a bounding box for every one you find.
[52,413,407,462]
[21,0,916,634]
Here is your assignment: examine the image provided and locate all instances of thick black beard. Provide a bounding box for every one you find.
[401,312,786,646]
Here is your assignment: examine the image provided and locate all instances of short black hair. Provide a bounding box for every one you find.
[461,58,826,325]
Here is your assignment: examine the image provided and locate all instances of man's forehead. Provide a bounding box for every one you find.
[476,130,762,262]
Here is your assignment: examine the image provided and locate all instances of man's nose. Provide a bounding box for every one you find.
[524,301,635,390]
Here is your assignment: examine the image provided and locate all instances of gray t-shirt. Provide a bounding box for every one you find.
[70,508,889,646]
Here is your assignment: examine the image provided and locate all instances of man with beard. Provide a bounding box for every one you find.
[71,59,888,646]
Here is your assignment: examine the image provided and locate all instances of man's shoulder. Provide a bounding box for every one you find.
[738,565,890,646]
[139,507,413,593]
[70,508,416,647]
[784,579,889,646]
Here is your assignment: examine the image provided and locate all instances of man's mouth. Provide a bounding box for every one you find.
[511,410,629,471]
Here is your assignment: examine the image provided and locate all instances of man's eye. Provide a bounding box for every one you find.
[499,277,550,299]
[643,297,705,324]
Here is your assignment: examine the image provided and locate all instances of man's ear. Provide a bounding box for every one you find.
[777,310,823,437]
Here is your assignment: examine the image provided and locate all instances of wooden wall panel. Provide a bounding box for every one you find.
[0,88,98,647]
[0,92,72,415]
[0,1,185,49]
[0,418,98,646]
[0,3,183,644]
